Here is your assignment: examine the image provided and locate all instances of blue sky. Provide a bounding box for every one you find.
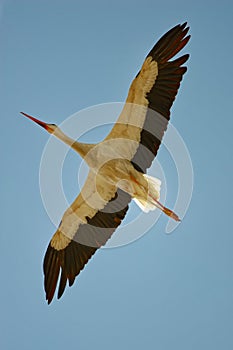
[1,0,233,349]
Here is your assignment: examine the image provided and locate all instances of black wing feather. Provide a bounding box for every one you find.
[131,23,190,173]
[43,189,131,304]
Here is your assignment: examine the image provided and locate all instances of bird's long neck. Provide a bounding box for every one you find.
[53,127,94,158]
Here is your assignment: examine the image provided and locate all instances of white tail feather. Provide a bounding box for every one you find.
[133,174,161,212]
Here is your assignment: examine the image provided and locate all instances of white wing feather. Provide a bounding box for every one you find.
[51,171,117,250]
[104,57,158,160]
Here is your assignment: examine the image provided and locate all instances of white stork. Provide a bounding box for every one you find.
[22,23,190,303]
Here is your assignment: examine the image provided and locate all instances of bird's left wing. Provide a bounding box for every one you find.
[105,23,190,172]
[43,171,131,303]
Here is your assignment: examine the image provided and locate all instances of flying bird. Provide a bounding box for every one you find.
[22,23,190,303]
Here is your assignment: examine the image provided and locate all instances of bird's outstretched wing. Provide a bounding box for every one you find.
[43,171,131,303]
[105,23,190,173]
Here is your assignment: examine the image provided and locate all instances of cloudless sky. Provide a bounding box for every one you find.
[1,0,233,349]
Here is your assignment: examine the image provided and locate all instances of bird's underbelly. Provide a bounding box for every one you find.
[93,158,148,199]
[82,141,149,200]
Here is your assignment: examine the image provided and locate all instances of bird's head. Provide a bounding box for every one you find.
[20,112,57,134]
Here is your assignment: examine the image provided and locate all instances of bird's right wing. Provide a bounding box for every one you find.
[43,171,131,303]
[105,23,190,172]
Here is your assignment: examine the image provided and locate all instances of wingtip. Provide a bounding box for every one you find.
[180,22,190,36]
[46,297,52,305]
[45,290,54,305]
[180,21,188,29]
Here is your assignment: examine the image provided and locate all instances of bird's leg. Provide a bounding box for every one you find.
[149,197,181,222]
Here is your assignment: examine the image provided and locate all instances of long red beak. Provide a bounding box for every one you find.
[20,112,49,130]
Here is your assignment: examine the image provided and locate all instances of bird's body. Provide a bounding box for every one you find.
[22,23,190,303]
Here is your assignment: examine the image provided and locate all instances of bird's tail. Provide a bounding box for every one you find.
[133,174,161,213]
[133,174,180,221]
